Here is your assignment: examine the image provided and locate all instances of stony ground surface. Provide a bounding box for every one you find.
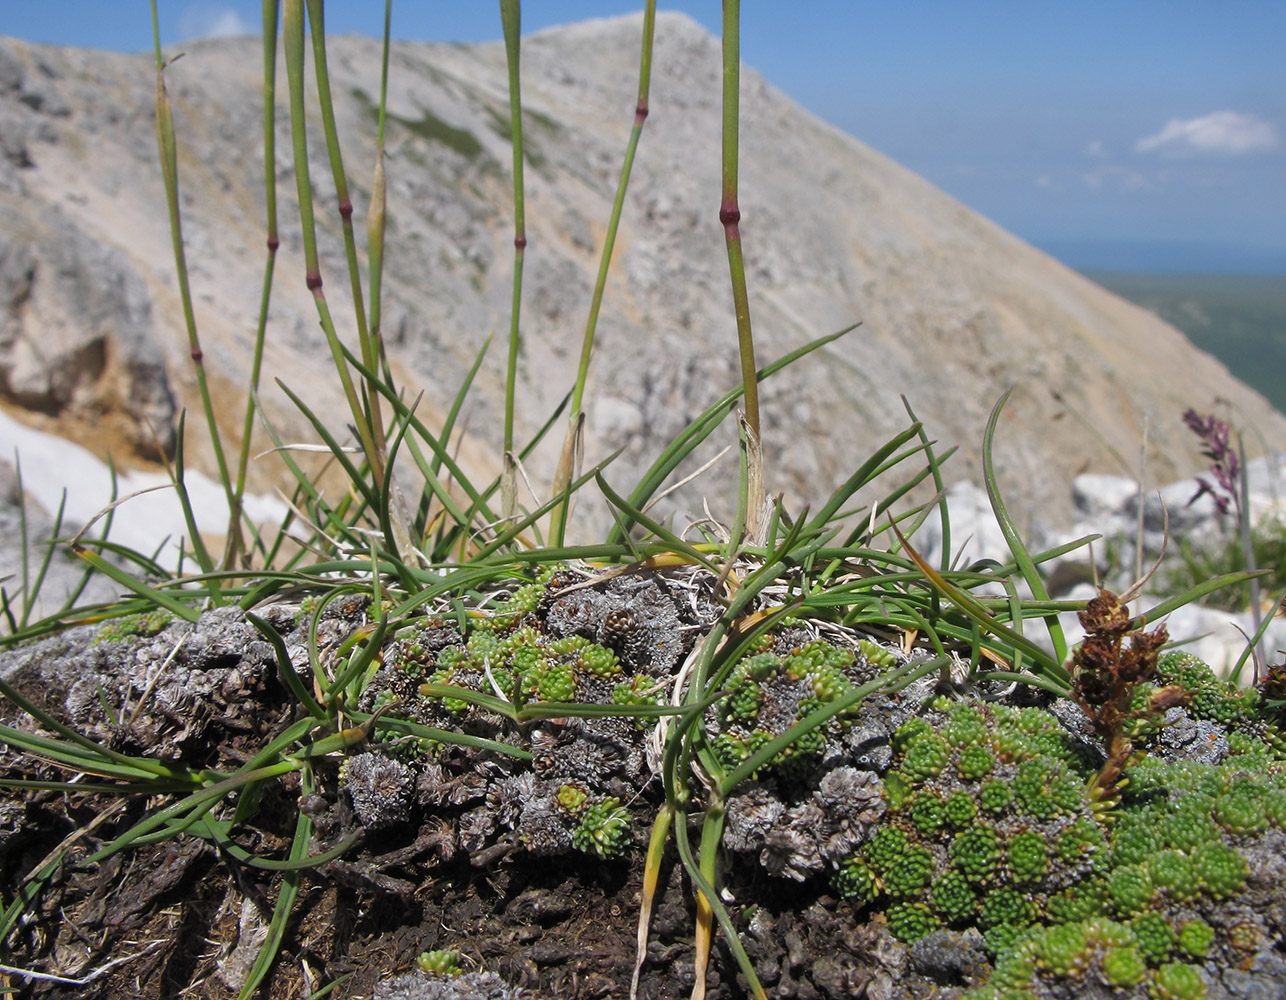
[2,568,1285,999]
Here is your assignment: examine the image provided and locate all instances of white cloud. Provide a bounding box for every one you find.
[1081,164,1149,191]
[1085,139,1108,158]
[1136,111,1280,156]
[177,5,254,41]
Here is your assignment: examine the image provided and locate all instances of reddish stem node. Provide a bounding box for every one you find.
[634,101,649,124]
[719,203,740,227]
[266,236,280,253]
[514,235,527,250]
[337,199,353,221]
[306,270,323,291]
[190,349,203,363]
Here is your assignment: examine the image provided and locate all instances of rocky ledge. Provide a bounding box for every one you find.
[2,564,1285,999]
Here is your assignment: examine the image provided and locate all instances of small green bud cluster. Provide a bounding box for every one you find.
[576,642,621,678]
[833,856,879,903]
[929,870,977,923]
[1176,919,1215,959]
[857,637,897,670]
[611,674,663,727]
[416,949,462,976]
[710,730,772,770]
[1152,961,1207,1000]
[1045,879,1105,924]
[711,634,899,777]
[886,901,940,943]
[951,826,1002,884]
[555,781,590,814]
[1007,832,1048,883]
[721,657,770,722]
[965,917,1209,1000]
[409,600,625,713]
[474,580,545,630]
[902,733,951,781]
[571,796,632,859]
[958,744,996,780]
[1213,777,1269,834]
[1131,911,1176,964]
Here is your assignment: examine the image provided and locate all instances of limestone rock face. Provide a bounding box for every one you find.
[0,214,176,458]
[0,17,1282,542]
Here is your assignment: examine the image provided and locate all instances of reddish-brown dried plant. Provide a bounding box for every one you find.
[1070,588,1178,804]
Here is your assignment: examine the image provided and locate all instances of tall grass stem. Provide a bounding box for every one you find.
[549,3,656,545]
[718,0,763,537]
[500,0,526,519]
[150,4,240,577]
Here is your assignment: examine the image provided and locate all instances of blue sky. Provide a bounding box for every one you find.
[5,2,1285,273]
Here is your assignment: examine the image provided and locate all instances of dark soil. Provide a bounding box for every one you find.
[0,582,935,1000]
[0,749,920,1000]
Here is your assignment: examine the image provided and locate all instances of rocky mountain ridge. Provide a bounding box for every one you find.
[1,12,1283,547]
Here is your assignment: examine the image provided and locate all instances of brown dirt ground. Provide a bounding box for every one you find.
[0,780,924,999]
[0,628,933,1000]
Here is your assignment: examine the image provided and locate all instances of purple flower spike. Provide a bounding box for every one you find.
[1182,408,1240,518]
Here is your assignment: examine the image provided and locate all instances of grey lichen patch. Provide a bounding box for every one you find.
[350,562,922,873]
[340,751,416,829]
[374,969,532,1000]
[723,766,884,881]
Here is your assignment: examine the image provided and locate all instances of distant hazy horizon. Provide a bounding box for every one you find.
[4,2,1283,276]
[1046,240,1286,276]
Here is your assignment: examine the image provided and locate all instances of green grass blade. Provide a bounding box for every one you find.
[84,760,300,864]
[431,332,493,480]
[151,8,241,564]
[804,423,924,532]
[594,473,719,572]
[982,388,1067,664]
[274,379,379,510]
[890,521,1069,685]
[245,611,325,719]
[669,792,766,1000]
[551,1,657,543]
[170,412,219,583]
[355,711,533,760]
[1134,570,1271,627]
[236,766,315,1000]
[415,683,519,722]
[229,0,282,570]
[719,0,759,448]
[200,813,358,872]
[67,548,200,623]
